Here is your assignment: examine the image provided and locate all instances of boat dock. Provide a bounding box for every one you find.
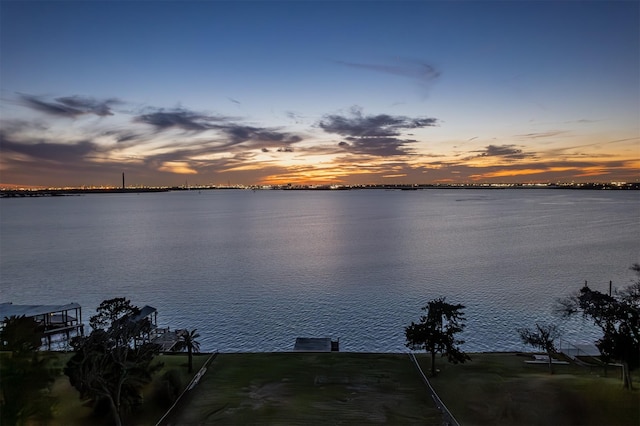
[151,327,185,352]
[1,302,186,352]
[558,340,601,361]
[0,302,84,350]
[293,337,340,352]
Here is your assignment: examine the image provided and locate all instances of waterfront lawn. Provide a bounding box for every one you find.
[422,352,640,426]
[165,352,442,425]
[38,351,640,425]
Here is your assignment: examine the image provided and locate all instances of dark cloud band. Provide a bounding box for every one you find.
[475,144,535,160]
[19,94,118,117]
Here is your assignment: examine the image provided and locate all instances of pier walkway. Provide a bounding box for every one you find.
[151,328,184,352]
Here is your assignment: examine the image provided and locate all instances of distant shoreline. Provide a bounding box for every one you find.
[2,182,638,197]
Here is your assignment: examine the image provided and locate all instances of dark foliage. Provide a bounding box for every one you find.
[65,298,162,426]
[89,297,140,332]
[173,329,201,373]
[517,323,561,373]
[405,297,470,375]
[0,316,57,425]
[155,369,183,406]
[556,264,640,389]
[0,314,43,353]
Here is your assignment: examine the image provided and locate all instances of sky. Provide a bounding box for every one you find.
[1,0,638,188]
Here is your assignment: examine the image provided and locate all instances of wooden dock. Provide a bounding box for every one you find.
[151,328,184,352]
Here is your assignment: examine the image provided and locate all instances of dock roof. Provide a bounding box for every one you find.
[130,305,157,322]
[0,302,81,320]
[294,337,333,352]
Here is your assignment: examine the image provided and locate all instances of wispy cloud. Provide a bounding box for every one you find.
[0,131,102,162]
[337,137,413,156]
[335,58,441,84]
[134,108,226,132]
[132,107,304,153]
[218,124,302,146]
[18,94,119,117]
[474,144,536,160]
[515,130,568,139]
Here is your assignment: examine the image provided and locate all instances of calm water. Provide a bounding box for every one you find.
[1,189,639,352]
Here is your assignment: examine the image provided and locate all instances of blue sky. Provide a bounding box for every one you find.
[1,0,638,187]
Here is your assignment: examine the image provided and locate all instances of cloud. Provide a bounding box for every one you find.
[320,107,437,138]
[338,136,413,156]
[218,124,302,146]
[421,154,638,183]
[319,107,437,156]
[133,108,304,152]
[0,118,49,134]
[335,58,441,83]
[285,111,305,124]
[0,131,101,162]
[19,94,118,117]
[516,130,568,139]
[134,108,225,131]
[101,130,143,143]
[474,144,535,160]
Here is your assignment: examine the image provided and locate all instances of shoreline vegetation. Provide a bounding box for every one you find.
[43,351,639,426]
[1,181,638,196]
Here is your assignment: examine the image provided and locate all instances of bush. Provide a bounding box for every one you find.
[155,369,183,406]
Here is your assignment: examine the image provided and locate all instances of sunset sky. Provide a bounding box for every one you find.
[1,0,638,188]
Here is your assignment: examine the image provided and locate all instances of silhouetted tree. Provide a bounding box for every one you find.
[0,315,57,425]
[174,329,201,373]
[517,323,561,374]
[405,297,470,376]
[556,264,640,389]
[65,298,162,426]
[89,297,137,331]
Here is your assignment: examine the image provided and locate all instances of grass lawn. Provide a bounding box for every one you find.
[421,352,640,426]
[22,351,640,425]
[163,352,442,425]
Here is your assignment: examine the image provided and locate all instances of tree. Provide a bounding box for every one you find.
[0,314,43,353]
[0,315,57,425]
[405,297,470,376]
[89,297,147,347]
[517,323,561,374]
[173,329,201,373]
[89,297,138,331]
[556,264,640,389]
[65,298,162,426]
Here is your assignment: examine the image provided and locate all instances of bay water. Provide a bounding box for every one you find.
[1,189,638,352]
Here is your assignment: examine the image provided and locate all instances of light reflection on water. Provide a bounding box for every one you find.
[1,189,638,352]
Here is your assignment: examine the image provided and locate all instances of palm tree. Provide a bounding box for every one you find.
[174,329,201,373]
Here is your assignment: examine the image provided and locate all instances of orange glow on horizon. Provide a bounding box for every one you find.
[157,162,198,174]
